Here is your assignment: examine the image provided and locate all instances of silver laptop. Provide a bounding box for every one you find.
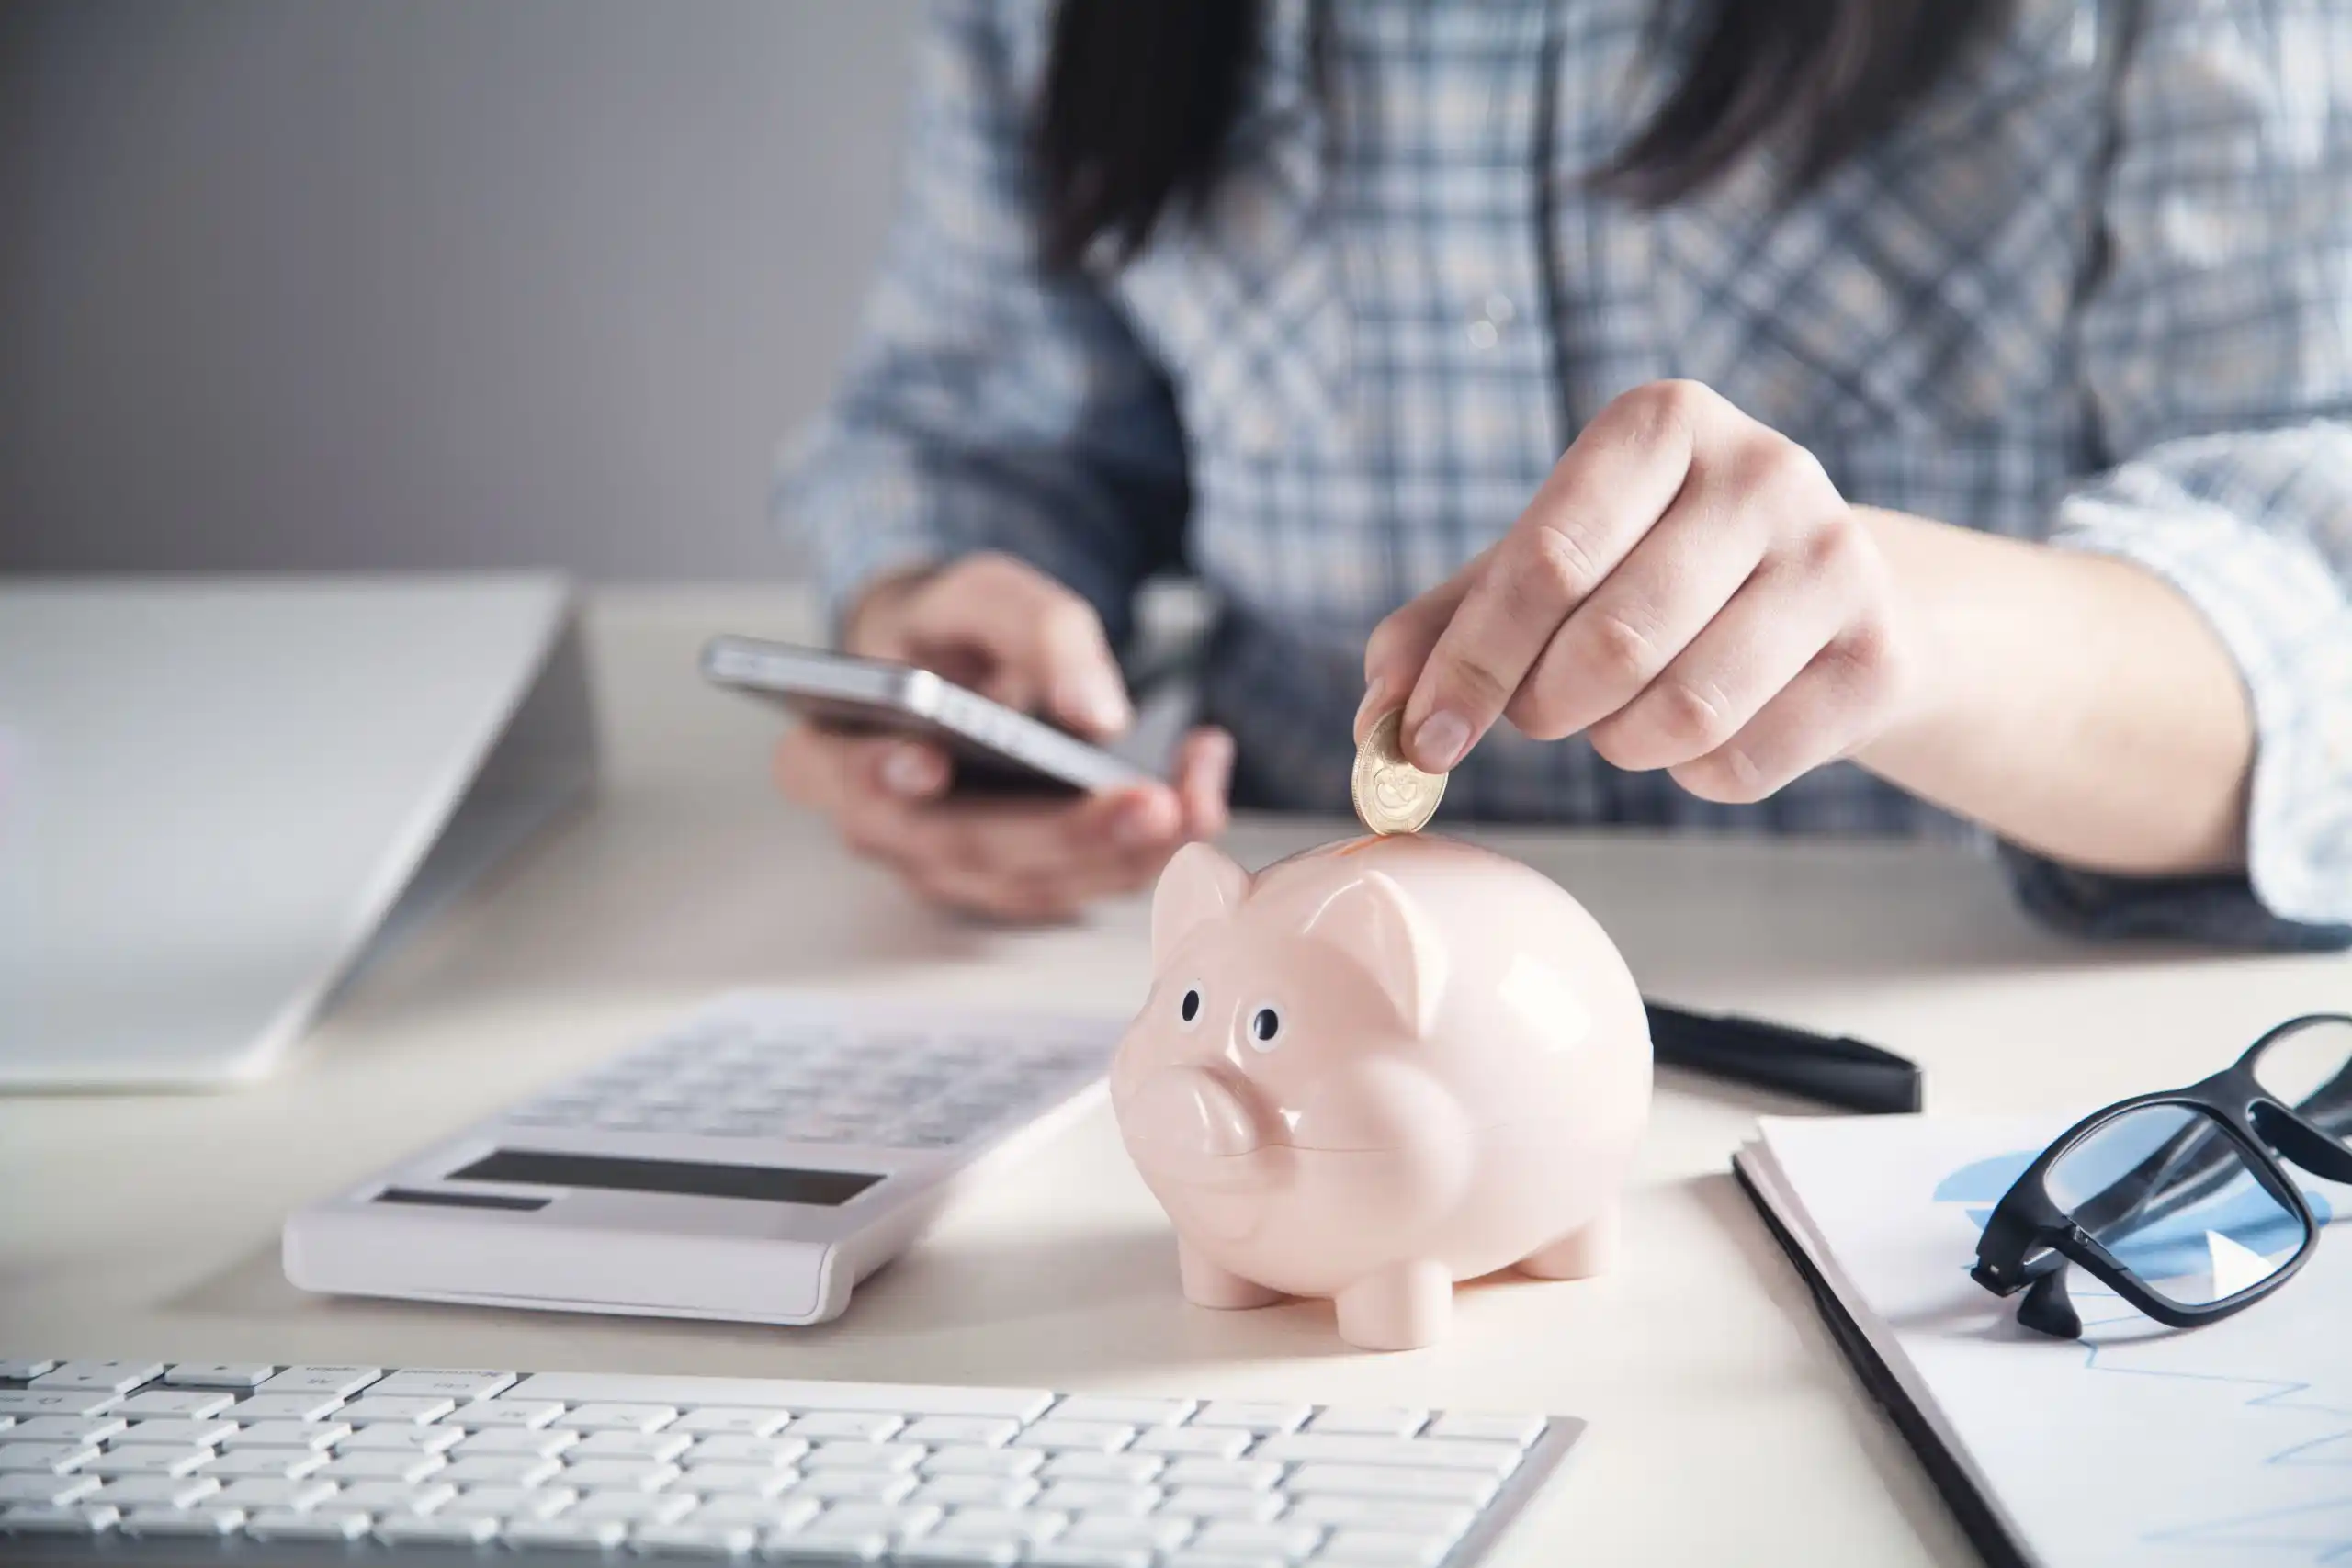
[0,575,593,1089]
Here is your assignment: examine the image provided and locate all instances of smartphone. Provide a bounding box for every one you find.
[701,636,1157,796]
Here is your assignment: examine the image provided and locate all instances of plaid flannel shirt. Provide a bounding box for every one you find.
[779,0,2352,948]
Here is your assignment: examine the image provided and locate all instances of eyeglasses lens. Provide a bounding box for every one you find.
[2045,1103,2306,1308]
[2251,1017,2352,1141]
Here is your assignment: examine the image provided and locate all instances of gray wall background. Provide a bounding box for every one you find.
[0,0,922,581]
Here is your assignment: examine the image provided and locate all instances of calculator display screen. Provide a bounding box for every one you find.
[447,1149,885,1207]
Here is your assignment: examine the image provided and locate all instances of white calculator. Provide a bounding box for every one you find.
[284,994,1122,1325]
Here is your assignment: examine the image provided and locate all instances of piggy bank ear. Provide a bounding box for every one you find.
[1152,841,1252,966]
[1301,869,1446,1039]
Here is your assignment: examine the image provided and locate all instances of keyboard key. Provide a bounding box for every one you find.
[1189,1402,1310,1434]
[682,1435,807,1467]
[1044,1397,1195,1427]
[1284,1498,1473,1536]
[338,1395,457,1425]
[1162,1459,1284,1491]
[162,1364,275,1391]
[1040,1452,1162,1484]
[570,1428,694,1461]
[245,1507,371,1540]
[0,1503,119,1533]
[802,1441,925,1472]
[315,1451,447,1483]
[1061,1513,1195,1550]
[899,1416,1019,1448]
[673,1495,820,1530]
[88,1474,221,1507]
[119,1506,248,1537]
[31,1362,163,1394]
[1131,1427,1250,1459]
[435,1484,576,1520]
[116,1418,237,1447]
[378,1513,498,1544]
[1164,1552,1290,1568]
[6,1418,124,1446]
[254,1367,382,1398]
[567,1490,697,1525]
[895,1540,1020,1566]
[459,1426,581,1457]
[447,1398,566,1429]
[0,1473,99,1506]
[1193,1521,1322,1557]
[225,1393,346,1421]
[1303,1408,1428,1438]
[786,1411,904,1442]
[1250,1436,1521,1475]
[1315,1529,1453,1565]
[336,1478,453,1510]
[930,1508,1069,1543]
[1017,1421,1135,1453]
[1035,1483,1160,1516]
[922,1446,1043,1478]
[335,1424,466,1453]
[906,1475,1038,1510]
[762,1525,888,1561]
[798,1501,941,1536]
[1285,1466,1497,1506]
[788,1471,917,1504]
[198,1449,330,1480]
[442,1454,563,1487]
[0,1442,101,1474]
[670,1407,790,1438]
[560,1459,681,1492]
[211,1477,342,1510]
[560,1403,677,1432]
[673,1462,795,1497]
[504,1516,629,1549]
[85,1447,213,1478]
[1164,1487,1287,1522]
[509,1375,1053,1422]
[632,1520,759,1555]
[116,1392,237,1419]
[220,1420,350,1450]
[0,1360,59,1381]
[0,1391,119,1418]
[1028,1549,1151,1568]
[1421,1412,1544,1446]
[367,1370,516,1402]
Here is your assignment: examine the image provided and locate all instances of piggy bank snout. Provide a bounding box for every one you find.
[1125,1064,1265,1169]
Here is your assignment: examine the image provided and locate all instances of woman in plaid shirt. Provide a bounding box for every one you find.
[776,0,2351,946]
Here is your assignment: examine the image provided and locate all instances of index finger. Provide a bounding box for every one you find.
[1398,381,1709,772]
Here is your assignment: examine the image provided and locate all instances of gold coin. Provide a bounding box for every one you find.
[1351,709,1446,835]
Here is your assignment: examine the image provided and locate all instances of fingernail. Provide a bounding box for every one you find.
[1353,677,1390,735]
[1112,793,1175,848]
[1411,710,1471,772]
[881,745,943,796]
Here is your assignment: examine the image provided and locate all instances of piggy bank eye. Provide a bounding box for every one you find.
[1247,1003,1283,1052]
[1176,985,1204,1031]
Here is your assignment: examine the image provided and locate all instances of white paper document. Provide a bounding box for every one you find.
[1740,1114,2352,1567]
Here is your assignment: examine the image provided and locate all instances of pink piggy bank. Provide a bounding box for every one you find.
[1110,834,1651,1350]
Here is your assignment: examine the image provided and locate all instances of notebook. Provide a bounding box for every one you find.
[1736,1114,2352,1568]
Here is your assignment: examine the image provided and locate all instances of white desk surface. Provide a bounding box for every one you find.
[6,585,2346,1566]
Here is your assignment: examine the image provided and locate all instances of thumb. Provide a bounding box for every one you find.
[899,555,1131,739]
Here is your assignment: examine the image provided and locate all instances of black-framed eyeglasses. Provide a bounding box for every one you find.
[1971,1013,2352,1338]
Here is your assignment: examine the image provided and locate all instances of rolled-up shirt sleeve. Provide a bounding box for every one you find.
[774,0,1188,649]
[2018,0,2352,944]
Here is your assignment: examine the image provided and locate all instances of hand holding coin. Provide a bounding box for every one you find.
[1351,709,1446,835]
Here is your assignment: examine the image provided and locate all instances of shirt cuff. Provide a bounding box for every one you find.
[2047,453,2352,929]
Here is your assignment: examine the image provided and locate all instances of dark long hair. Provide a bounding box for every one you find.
[1037,0,2014,266]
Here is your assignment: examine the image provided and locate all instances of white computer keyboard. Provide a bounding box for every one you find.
[285,996,1126,1325]
[0,1361,1580,1565]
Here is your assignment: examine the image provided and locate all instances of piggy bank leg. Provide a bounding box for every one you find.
[1178,1240,1284,1310]
[1516,1202,1620,1280]
[1333,1259,1453,1351]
